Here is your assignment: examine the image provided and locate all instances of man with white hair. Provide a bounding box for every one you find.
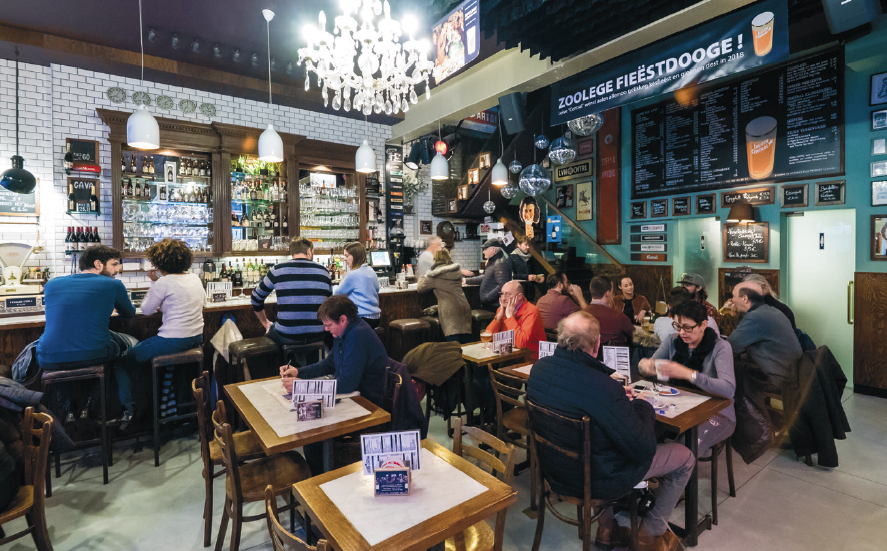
[464,238,512,310]
[742,273,796,330]
[415,236,442,278]
[527,311,693,551]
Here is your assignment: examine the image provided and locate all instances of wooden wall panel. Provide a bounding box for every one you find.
[717,268,780,306]
[619,265,673,307]
[853,272,887,395]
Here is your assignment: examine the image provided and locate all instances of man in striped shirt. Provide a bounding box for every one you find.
[252,237,331,348]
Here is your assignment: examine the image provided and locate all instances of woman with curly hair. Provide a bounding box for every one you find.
[114,239,205,428]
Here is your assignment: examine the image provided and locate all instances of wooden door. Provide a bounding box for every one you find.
[853,272,887,397]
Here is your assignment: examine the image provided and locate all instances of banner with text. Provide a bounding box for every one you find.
[550,0,788,125]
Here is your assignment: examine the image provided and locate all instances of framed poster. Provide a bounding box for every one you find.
[447,198,458,213]
[873,109,887,131]
[467,168,479,185]
[478,152,491,169]
[872,161,887,178]
[672,196,690,216]
[420,220,433,234]
[576,181,592,221]
[576,137,595,158]
[873,180,887,206]
[723,222,769,263]
[630,201,647,220]
[696,194,716,214]
[781,184,808,208]
[872,71,887,106]
[555,184,574,208]
[873,138,887,156]
[872,214,887,260]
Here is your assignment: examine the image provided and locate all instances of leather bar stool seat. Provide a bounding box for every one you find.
[278,341,327,368]
[387,318,430,362]
[228,337,278,380]
[151,347,204,466]
[420,315,445,342]
[470,309,497,340]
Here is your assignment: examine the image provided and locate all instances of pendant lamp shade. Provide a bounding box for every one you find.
[430,151,449,180]
[1,156,37,194]
[726,203,754,223]
[127,105,160,150]
[355,139,376,173]
[491,158,508,186]
[258,123,284,162]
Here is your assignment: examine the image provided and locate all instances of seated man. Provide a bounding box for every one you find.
[653,286,719,342]
[612,275,651,325]
[463,239,512,310]
[727,281,802,391]
[280,295,387,474]
[678,273,721,324]
[36,245,136,423]
[583,276,634,346]
[527,311,693,551]
[535,271,587,330]
[484,281,546,360]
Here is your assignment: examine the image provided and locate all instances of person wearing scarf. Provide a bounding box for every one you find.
[640,300,736,456]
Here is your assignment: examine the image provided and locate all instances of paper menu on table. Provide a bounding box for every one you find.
[291,379,337,408]
[361,430,422,475]
[538,341,556,358]
[494,330,514,347]
[602,346,631,382]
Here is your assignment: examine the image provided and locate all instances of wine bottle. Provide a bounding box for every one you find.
[130,155,136,173]
[126,178,133,196]
[65,227,74,254]
[282,214,288,230]
[272,207,279,229]
[144,182,151,198]
[199,160,206,177]
[148,155,155,175]
[205,161,211,177]
[121,154,126,174]
[250,184,257,201]
[179,159,185,176]
[219,263,228,282]
[67,182,76,211]
[64,143,73,174]
[93,227,101,245]
[135,181,142,197]
[263,211,271,230]
[73,227,81,251]
[160,186,167,200]
[90,184,98,212]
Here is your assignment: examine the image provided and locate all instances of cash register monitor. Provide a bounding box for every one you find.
[369,251,392,267]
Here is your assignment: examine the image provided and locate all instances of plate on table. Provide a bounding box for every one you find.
[658,386,680,396]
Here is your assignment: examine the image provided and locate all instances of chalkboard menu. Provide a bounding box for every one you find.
[721,186,775,207]
[365,171,381,194]
[632,49,843,199]
[723,222,769,263]
[0,179,38,216]
[781,184,807,207]
[651,199,668,217]
[630,201,646,219]
[67,139,99,164]
[815,180,845,205]
[696,194,715,214]
[672,197,690,216]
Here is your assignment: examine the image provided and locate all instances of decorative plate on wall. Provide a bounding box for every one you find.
[156,95,174,110]
[179,99,197,114]
[132,91,151,106]
[106,87,126,104]
[199,103,217,118]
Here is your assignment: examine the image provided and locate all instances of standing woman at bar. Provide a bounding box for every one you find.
[417,248,472,343]
[115,238,205,428]
[336,242,381,328]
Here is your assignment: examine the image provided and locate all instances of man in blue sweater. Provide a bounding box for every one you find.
[280,295,387,474]
[527,311,693,551]
[37,245,136,423]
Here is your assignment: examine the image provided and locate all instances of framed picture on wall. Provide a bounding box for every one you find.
[873,138,887,156]
[420,220,433,234]
[872,161,887,178]
[576,181,593,221]
[873,109,887,131]
[164,161,177,184]
[872,215,887,260]
[872,71,887,106]
[467,168,479,185]
[630,201,646,219]
[478,152,491,169]
[696,194,716,214]
[873,181,887,206]
[556,184,574,208]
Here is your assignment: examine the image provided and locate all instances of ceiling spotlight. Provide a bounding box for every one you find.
[250,52,259,66]
[191,38,200,53]
[213,43,222,58]
[147,28,157,42]
[232,48,241,62]
[171,33,180,49]
[285,61,294,75]
[270,57,277,72]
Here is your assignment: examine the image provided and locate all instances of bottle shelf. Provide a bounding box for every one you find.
[66,210,99,215]
[123,197,211,206]
[231,199,287,206]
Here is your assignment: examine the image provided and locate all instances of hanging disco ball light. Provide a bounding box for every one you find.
[483,200,496,213]
[501,180,520,199]
[567,113,603,136]
[548,136,576,166]
[518,164,551,196]
[509,159,522,174]
[534,134,549,149]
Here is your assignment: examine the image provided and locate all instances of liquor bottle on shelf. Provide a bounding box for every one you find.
[159,185,167,201]
[75,227,84,251]
[199,160,206,177]
[232,213,240,228]
[179,159,186,177]
[249,183,257,201]
[205,161,211,177]
[126,179,134,196]
[232,263,243,287]
[144,182,151,198]
[272,207,279,230]
[90,184,98,212]
[219,263,228,282]
[282,214,288,230]
[121,154,126,174]
[135,181,142,197]
[67,182,76,211]
[280,180,286,195]
[130,155,136,173]
[65,227,74,254]
[271,182,279,202]
[64,143,73,174]
[148,155,155,175]
[263,210,271,230]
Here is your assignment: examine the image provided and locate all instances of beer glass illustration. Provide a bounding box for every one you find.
[751,12,775,56]
[745,116,777,180]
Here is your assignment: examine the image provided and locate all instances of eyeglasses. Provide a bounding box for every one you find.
[672,321,700,333]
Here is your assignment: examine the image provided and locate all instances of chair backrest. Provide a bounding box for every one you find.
[21,407,52,501]
[192,371,213,470]
[212,400,242,500]
[526,398,591,505]
[264,485,330,551]
[383,367,402,422]
[488,366,527,416]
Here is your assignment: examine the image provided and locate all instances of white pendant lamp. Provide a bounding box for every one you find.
[258,9,284,162]
[126,0,159,150]
[491,116,508,186]
[355,138,376,173]
[430,120,449,180]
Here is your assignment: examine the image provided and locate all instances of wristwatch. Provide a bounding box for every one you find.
[690,371,698,383]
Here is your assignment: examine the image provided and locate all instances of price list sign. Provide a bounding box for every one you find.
[632,49,843,199]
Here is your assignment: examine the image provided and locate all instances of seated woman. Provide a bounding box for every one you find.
[115,239,205,428]
[612,276,651,325]
[640,300,735,456]
[417,248,472,344]
[335,242,381,328]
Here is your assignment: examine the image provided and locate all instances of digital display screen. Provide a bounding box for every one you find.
[370,251,391,267]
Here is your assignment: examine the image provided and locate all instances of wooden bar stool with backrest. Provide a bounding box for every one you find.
[264,485,330,551]
[212,400,312,551]
[446,417,516,551]
[0,407,54,551]
[192,372,265,548]
[40,364,111,485]
[697,437,735,526]
[152,347,204,467]
[228,337,279,381]
[277,341,327,369]
[527,399,655,551]
[488,366,536,513]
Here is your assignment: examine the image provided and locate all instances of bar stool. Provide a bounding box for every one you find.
[41,364,111,485]
[420,315,445,342]
[278,341,327,368]
[228,337,278,380]
[151,347,204,466]
[698,437,736,525]
[387,319,430,362]
[470,309,496,340]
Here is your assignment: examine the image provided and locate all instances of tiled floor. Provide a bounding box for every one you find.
[2,392,885,550]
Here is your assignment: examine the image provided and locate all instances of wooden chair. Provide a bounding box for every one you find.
[697,437,735,526]
[333,368,402,469]
[0,407,54,551]
[192,372,265,548]
[487,366,535,512]
[446,417,516,551]
[212,400,312,551]
[264,485,330,551]
[526,399,651,551]
[762,360,812,465]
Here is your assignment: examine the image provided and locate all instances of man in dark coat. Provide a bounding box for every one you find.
[464,239,512,310]
[527,311,693,551]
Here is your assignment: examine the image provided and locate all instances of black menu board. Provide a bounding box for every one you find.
[816,180,845,205]
[673,197,690,216]
[651,199,668,217]
[632,49,843,199]
[723,222,769,263]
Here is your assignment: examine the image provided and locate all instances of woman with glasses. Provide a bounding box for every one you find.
[653,286,719,343]
[640,300,735,456]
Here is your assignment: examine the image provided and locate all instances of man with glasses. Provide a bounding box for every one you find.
[484,280,546,360]
[653,287,719,343]
[677,273,721,324]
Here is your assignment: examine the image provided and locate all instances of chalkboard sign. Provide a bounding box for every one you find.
[721,186,774,207]
[696,194,715,214]
[365,171,381,194]
[211,292,227,303]
[673,197,690,216]
[781,184,808,207]
[651,199,668,218]
[67,177,99,213]
[815,180,845,206]
[723,222,769,263]
[67,138,100,171]
[630,201,646,219]
[0,178,39,216]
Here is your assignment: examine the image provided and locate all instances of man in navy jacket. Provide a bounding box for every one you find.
[527,311,694,551]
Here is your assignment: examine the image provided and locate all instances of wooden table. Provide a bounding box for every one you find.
[460,342,532,427]
[497,363,730,547]
[224,377,391,471]
[292,439,517,551]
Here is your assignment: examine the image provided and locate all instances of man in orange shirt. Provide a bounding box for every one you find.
[485,280,546,360]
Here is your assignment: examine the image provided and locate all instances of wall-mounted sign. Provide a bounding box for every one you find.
[554,159,593,182]
[781,183,808,207]
[631,233,667,242]
[638,224,666,233]
[721,186,775,207]
[577,137,595,158]
[551,0,789,125]
[67,177,99,214]
[66,138,101,173]
[547,216,562,243]
[631,253,668,262]
[816,180,845,206]
[576,181,593,220]
[651,199,668,217]
[630,243,667,253]
[0,178,39,217]
[432,0,480,85]
[385,145,403,222]
[672,197,690,216]
[696,194,716,214]
[724,221,769,263]
[631,201,647,219]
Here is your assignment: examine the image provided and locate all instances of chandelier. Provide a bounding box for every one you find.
[298,0,434,116]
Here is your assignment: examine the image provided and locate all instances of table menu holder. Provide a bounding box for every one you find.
[539,341,557,358]
[493,329,515,355]
[296,400,324,421]
[374,460,412,497]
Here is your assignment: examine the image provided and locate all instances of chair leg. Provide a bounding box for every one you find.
[629,495,639,551]
[203,472,213,547]
[153,363,161,467]
[99,374,109,484]
[529,447,537,512]
[290,494,295,534]
[54,450,60,479]
[27,510,55,551]
[531,490,546,551]
[230,501,243,551]
[45,455,52,498]
[581,505,592,551]
[726,438,736,497]
[214,496,230,551]
[711,445,720,526]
